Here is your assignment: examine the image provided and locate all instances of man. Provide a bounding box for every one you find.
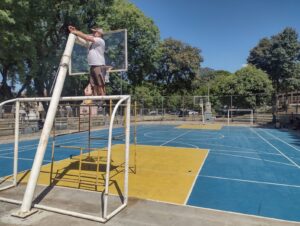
[68,26,107,97]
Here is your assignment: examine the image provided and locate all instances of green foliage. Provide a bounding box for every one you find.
[102,0,161,88]
[1,0,162,98]
[0,0,115,99]
[0,0,35,98]
[155,38,203,95]
[212,65,273,109]
[248,28,300,93]
[132,84,161,109]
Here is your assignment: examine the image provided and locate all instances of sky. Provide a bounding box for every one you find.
[129,0,300,73]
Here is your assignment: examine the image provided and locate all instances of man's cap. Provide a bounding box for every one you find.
[91,27,104,34]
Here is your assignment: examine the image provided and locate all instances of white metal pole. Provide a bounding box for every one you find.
[103,97,127,218]
[13,101,20,185]
[124,97,131,204]
[19,33,76,214]
[201,105,204,124]
[227,110,230,125]
[124,29,128,71]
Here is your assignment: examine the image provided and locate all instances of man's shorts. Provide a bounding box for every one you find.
[89,66,107,87]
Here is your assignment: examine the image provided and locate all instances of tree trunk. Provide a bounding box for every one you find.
[0,66,13,100]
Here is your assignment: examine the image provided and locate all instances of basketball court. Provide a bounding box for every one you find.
[1,124,300,222]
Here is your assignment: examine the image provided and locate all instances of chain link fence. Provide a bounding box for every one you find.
[3,93,300,138]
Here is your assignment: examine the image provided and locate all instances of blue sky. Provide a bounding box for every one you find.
[130,0,300,72]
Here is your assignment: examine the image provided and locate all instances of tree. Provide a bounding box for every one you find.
[98,0,161,91]
[154,38,203,95]
[0,0,116,100]
[0,0,34,100]
[212,66,273,109]
[192,69,231,97]
[248,28,300,93]
[132,84,161,110]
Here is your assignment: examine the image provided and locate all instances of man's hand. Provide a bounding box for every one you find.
[68,25,94,42]
[68,26,77,33]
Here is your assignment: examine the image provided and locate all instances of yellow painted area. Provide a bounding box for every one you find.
[177,124,223,130]
[16,145,208,204]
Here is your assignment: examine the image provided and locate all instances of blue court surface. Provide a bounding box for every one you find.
[1,124,300,222]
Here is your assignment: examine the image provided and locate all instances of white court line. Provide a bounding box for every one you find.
[184,150,209,205]
[260,128,300,153]
[170,141,199,149]
[0,147,39,156]
[160,130,192,146]
[199,142,265,153]
[144,130,171,139]
[200,174,300,189]
[0,143,38,153]
[137,139,200,149]
[211,149,281,156]
[250,128,300,169]
[0,135,85,154]
[211,152,296,167]
[0,155,51,162]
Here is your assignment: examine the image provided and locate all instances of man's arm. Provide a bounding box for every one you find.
[68,26,95,42]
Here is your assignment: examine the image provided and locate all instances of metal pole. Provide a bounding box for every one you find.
[201,104,204,124]
[208,85,210,103]
[13,101,20,185]
[227,110,230,125]
[19,33,76,215]
[103,97,127,218]
[134,101,137,173]
[124,97,131,203]
[88,106,91,157]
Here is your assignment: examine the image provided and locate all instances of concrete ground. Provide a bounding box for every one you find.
[0,184,299,226]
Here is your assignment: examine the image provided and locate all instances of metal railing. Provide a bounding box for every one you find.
[0,95,131,222]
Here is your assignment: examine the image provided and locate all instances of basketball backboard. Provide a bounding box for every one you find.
[69,29,128,75]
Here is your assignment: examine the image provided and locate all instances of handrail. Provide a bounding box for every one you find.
[0,95,130,107]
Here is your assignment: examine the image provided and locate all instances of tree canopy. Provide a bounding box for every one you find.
[154,38,203,95]
[248,28,300,93]
[212,65,273,109]
[0,0,299,116]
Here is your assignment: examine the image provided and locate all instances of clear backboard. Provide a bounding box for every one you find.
[193,96,209,106]
[69,29,128,75]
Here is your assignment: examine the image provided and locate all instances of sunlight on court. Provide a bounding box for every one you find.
[15,144,208,204]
